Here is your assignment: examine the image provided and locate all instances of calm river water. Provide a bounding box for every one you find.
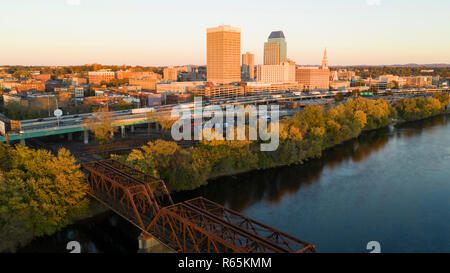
[20,114,450,253]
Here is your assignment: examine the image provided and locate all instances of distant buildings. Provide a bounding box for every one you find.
[264,31,287,65]
[163,67,184,81]
[369,75,434,89]
[117,71,161,80]
[330,81,350,91]
[179,66,206,81]
[242,52,255,80]
[15,80,46,93]
[88,70,116,85]
[243,82,300,95]
[332,69,356,81]
[207,25,241,85]
[31,74,51,83]
[129,78,158,90]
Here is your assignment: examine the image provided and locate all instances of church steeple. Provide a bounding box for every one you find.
[322,48,328,69]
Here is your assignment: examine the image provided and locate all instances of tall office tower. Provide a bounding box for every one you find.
[242,52,255,80]
[207,25,241,85]
[322,48,328,69]
[264,31,287,65]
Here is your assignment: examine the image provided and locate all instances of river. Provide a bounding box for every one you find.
[19,114,450,253]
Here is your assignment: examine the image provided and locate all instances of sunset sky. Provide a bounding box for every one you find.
[1,0,449,66]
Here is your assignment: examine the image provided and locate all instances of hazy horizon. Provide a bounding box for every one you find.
[1,0,449,66]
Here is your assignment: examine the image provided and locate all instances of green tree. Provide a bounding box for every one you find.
[115,100,133,111]
[13,70,30,79]
[0,146,89,252]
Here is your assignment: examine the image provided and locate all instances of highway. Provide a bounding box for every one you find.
[0,88,448,142]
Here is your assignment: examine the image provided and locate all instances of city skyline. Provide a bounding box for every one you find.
[1,0,450,66]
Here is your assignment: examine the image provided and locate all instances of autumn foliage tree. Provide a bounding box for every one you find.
[115,94,448,193]
[0,144,89,252]
[84,109,118,145]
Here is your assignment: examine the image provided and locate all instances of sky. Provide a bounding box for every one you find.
[0,0,449,66]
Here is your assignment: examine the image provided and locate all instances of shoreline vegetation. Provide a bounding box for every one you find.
[113,93,450,193]
[0,93,448,252]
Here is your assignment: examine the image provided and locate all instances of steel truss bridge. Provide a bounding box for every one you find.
[81,159,317,253]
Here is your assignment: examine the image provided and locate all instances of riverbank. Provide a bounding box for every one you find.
[173,113,450,252]
[18,111,450,253]
[206,112,450,182]
[113,93,449,193]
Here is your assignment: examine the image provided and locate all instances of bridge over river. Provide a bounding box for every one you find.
[81,159,317,253]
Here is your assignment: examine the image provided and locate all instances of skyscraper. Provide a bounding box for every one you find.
[207,25,241,85]
[264,31,287,65]
[242,52,255,80]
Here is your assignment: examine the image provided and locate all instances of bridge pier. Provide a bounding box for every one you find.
[83,130,89,144]
[131,125,135,133]
[68,133,73,141]
[138,233,175,253]
[20,139,26,146]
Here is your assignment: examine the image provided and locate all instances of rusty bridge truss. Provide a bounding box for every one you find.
[81,159,316,253]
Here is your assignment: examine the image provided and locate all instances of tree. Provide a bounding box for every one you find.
[155,114,177,138]
[83,109,118,145]
[351,89,360,97]
[0,146,89,252]
[146,111,156,137]
[115,100,133,111]
[12,70,30,79]
[334,92,344,102]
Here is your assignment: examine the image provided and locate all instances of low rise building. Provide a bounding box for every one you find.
[296,67,330,90]
[30,74,51,83]
[156,81,205,94]
[88,70,116,85]
[2,80,20,91]
[15,80,46,92]
[166,94,192,104]
[243,82,300,95]
[330,81,350,91]
[129,78,158,90]
[189,83,244,100]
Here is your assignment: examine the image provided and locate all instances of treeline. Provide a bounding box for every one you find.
[393,93,449,121]
[0,145,89,252]
[0,101,94,120]
[340,66,449,78]
[2,65,164,77]
[115,94,449,193]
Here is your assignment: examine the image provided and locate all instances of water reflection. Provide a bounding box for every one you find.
[18,114,449,253]
[174,114,449,213]
[19,211,139,253]
[173,127,391,211]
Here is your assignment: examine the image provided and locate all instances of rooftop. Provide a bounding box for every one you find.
[268,31,285,39]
